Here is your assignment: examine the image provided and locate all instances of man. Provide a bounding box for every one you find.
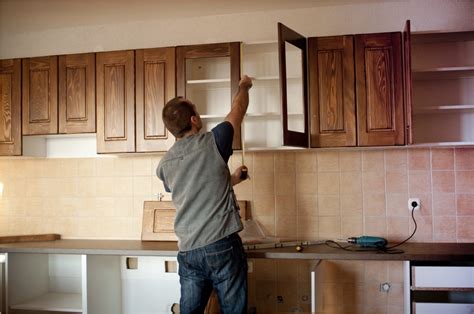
[157,75,253,313]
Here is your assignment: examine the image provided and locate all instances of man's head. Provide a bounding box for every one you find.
[162,97,202,138]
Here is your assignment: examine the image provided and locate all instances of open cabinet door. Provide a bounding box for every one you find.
[404,20,413,144]
[278,22,309,147]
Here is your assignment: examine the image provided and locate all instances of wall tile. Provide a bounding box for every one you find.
[275,152,295,174]
[253,152,274,173]
[341,194,363,216]
[295,172,318,195]
[433,216,457,242]
[295,151,317,173]
[432,148,454,170]
[319,216,341,239]
[133,157,152,176]
[408,171,431,194]
[386,193,409,217]
[385,171,408,194]
[340,172,362,195]
[432,171,455,193]
[455,148,474,170]
[341,216,363,238]
[318,195,340,216]
[114,158,135,177]
[253,193,275,217]
[457,216,474,242]
[340,151,361,172]
[362,172,385,194]
[385,149,407,171]
[317,151,340,172]
[297,215,318,240]
[408,148,430,171]
[275,172,296,196]
[276,214,297,239]
[363,193,386,216]
[386,216,409,241]
[252,173,274,196]
[455,171,474,193]
[456,194,474,216]
[318,172,340,194]
[410,214,433,242]
[364,216,387,237]
[275,195,296,217]
[296,194,318,217]
[96,158,115,177]
[433,193,456,216]
[362,151,384,172]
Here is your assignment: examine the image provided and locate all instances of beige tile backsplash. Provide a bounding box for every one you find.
[1,147,473,313]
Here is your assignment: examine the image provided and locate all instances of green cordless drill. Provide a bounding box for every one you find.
[347,236,388,248]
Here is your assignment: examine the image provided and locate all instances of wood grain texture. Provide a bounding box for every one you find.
[0,234,60,243]
[22,56,58,135]
[278,22,309,148]
[96,50,135,153]
[142,201,248,241]
[309,35,356,147]
[135,47,176,152]
[176,42,242,150]
[0,59,21,155]
[58,53,96,134]
[355,32,404,146]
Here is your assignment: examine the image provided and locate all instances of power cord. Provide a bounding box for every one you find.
[325,204,418,254]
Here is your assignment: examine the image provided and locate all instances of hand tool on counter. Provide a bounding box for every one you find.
[346,236,388,248]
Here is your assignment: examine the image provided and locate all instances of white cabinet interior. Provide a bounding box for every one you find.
[8,253,86,313]
[411,31,474,145]
[87,255,180,314]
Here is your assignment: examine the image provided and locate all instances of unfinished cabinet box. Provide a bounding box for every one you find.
[0,59,21,156]
[410,30,474,145]
[8,253,86,313]
[176,42,242,150]
[87,255,180,314]
[409,261,474,314]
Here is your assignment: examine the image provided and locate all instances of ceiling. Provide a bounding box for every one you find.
[0,0,388,32]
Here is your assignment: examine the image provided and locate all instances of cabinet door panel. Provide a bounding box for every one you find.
[96,51,135,153]
[22,56,58,135]
[0,59,21,155]
[136,48,176,152]
[59,53,96,133]
[404,20,413,144]
[278,22,309,147]
[356,32,404,146]
[309,36,356,147]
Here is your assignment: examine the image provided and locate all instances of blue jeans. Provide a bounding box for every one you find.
[177,233,248,314]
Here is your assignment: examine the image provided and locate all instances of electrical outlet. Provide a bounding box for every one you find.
[408,198,421,211]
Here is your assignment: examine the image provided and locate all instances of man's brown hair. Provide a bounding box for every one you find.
[162,97,197,138]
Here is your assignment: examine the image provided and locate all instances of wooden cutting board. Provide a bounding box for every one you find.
[142,201,248,241]
[0,233,60,243]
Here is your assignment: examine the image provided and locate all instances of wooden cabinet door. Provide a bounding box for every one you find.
[0,59,21,156]
[308,35,356,147]
[176,42,241,150]
[58,53,96,134]
[278,23,309,148]
[22,56,58,135]
[355,32,404,146]
[136,48,176,152]
[96,50,135,153]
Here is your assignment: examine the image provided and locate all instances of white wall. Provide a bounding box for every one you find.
[0,0,472,59]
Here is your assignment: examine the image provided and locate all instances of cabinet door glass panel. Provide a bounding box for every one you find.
[285,42,305,133]
[185,57,231,133]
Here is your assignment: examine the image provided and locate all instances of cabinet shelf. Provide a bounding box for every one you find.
[413,67,474,80]
[201,112,304,121]
[186,78,230,84]
[413,105,474,114]
[10,292,82,312]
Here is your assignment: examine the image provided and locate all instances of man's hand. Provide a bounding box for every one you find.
[239,75,252,90]
[231,165,249,186]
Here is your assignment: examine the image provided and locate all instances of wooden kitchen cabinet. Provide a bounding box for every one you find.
[58,53,96,134]
[0,59,22,156]
[308,32,404,147]
[22,56,58,135]
[96,50,135,153]
[135,47,176,152]
[176,42,242,150]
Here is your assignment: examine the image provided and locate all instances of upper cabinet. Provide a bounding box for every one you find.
[0,59,22,156]
[22,54,96,136]
[22,56,58,135]
[97,48,176,154]
[58,53,96,134]
[96,50,135,153]
[135,47,176,152]
[176,42,241,150]
[410,29,474,145]
[280,23,406,148]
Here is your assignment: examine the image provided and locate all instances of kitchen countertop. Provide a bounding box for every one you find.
[0,240,473,261]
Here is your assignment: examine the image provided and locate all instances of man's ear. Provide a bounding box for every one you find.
[190,115,198,125]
